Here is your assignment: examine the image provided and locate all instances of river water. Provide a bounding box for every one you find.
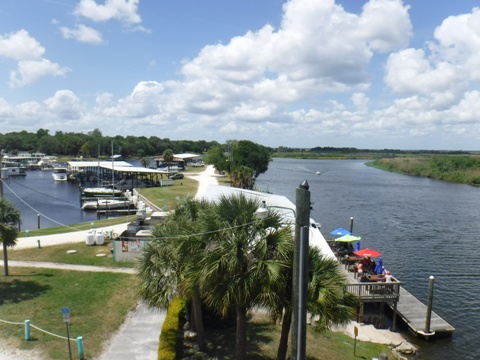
[2,158,478,359]
[256,158,480,360]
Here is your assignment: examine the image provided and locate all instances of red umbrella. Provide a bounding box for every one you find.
[354,248,382,257]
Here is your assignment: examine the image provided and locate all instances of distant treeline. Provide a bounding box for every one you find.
[0,128,220,159]
[274,146,470,159]
[368,155,480,186]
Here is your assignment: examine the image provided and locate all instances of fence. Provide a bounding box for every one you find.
[0,317,84,359]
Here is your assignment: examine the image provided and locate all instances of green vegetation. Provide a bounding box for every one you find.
[206,140,272,189]
[137,175,198,210]
[159,297,185,360]
[0,267,137,359]
[0,128,218,158]
[139,196,357,360]
[0,198,21,276]
[2,241,136,268]
[368,155,480,185]
[181,311,393,360]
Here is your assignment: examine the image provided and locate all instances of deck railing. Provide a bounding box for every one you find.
[345,281,401,302]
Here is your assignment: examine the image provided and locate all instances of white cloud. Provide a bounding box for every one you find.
[0,30,45,60]
[74,0,142,24]
[9,59,69,88]
[0,30,69,87]
[60,24,104,44]
[44,90,82,120]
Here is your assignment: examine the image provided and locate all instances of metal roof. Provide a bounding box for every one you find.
[67,161,170,174]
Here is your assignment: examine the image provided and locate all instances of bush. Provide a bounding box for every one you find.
[158,297,185,360]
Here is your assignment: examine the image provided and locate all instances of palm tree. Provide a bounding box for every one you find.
[162,149,174,172]
[307,247,357,332]
[198,194,292,360]
[138,198,210,351]
[256,214,356,360]
[0,198,21,276]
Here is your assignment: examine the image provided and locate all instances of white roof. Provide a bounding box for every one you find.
[67,161,169,174]
[68,161,132,168]
[201,185,335,260]
[174,153,202,159]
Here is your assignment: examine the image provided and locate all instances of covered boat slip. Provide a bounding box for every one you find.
[67,161,171,189]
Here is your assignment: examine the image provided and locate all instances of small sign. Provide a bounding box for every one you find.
[62,307,70,323]
[354,326,358,337]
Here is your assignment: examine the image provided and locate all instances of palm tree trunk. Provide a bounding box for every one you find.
[192,295,207,351]
[2,242,8,276]
[277,308,292,360]
[236,305,247,360]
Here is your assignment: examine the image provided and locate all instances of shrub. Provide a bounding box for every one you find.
[158,297,185,360]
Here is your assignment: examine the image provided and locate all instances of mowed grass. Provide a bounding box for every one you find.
[138,176,198,210]
[4,241,137,268]
[0,267,138,359]
[182,311,394,360]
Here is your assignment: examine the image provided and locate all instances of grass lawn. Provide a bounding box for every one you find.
[182,311,395,360]
[4,241,137,268]
[0,267,138,359]
[137,176,198,210]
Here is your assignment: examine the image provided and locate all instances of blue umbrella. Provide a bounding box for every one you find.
[330,228,351,236]
[375,257,384,274]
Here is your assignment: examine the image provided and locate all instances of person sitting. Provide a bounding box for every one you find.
[361,255,375,273]
[385,270,393,282]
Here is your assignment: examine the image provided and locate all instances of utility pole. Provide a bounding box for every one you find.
[291,180,310,360]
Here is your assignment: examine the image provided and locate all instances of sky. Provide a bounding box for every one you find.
[1,0,480,150]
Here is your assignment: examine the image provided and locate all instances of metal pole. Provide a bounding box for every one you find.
[425,275,435,333]
[66,323,73,360]
[349,217,354,233]
[37,214,40,229]
[291,180,310,360]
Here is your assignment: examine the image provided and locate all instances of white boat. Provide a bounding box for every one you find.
[52,167,68,181]
[82,184,123,197]
[4,166,27,177]
[81,198,133,211]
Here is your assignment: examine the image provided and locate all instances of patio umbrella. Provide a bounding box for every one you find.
[374,257,384,274]
[353,241,361,252]
[330,228,352,236]
[335,234,361,242]
[354,248,382,257]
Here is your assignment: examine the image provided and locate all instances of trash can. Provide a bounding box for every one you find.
[86,230,95,245]
[95,232,105,245]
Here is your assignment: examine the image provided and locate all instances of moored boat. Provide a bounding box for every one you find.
[52,167,68,181]
[82,184,123,197]
[81,198,133,211]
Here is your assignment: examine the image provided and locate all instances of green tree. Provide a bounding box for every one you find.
[230,165,255,189]
[232,140,271,177]
[163,149,174,172]
[199,194,292,360]
[0,198,21,276]
[138,198,211,351]
[206,145,230,173]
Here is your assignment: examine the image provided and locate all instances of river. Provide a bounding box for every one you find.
[2,158,478,359]
[256,158,480,360]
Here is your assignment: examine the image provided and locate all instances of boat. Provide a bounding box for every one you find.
[82,185,124,197]
[4,166,27,177]
[52,167,68,181]
[81,198,133,211]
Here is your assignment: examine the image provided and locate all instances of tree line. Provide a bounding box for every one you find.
[0,128,220,159]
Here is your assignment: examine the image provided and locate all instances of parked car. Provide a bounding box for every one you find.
[169,173,184,180]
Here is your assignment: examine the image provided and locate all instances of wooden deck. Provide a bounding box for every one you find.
[391,286,455,338]
[338,255,455,338]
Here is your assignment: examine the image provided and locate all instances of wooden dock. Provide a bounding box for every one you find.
[338,256,455,338]
[391,286,455,338]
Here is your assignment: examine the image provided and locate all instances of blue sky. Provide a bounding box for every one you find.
[1,0,480,150]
